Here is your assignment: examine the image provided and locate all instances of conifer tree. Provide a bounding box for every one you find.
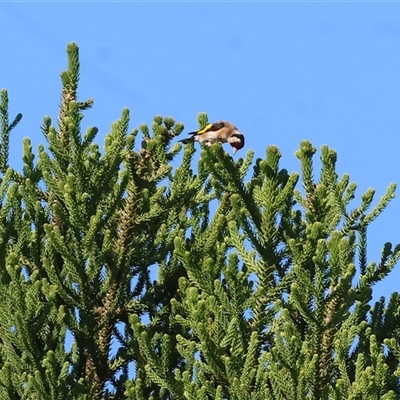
[0,42,399,399]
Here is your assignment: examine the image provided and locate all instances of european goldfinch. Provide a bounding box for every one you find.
[179,121,245,154]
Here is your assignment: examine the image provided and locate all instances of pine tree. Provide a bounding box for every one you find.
[0,42,399,399]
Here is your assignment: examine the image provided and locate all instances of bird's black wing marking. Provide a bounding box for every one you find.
[187,121,225,136]
[208,121,225,131]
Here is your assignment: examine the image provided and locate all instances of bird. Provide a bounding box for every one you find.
[179,121,245,154]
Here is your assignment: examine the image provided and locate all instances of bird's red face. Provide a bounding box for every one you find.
[229,133,245,154]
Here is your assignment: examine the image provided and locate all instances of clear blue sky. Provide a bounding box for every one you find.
[1,2,400,301]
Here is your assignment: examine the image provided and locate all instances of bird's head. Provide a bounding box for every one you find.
[228,130,245,155]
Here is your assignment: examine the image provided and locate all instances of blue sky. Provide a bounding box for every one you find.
[1,2,400,301]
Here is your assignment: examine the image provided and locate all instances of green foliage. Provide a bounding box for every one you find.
[0,42,399,399]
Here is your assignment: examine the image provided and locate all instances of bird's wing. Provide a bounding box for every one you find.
[189,121,226,136]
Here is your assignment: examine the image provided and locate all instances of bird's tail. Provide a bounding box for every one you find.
[179,137,195,144]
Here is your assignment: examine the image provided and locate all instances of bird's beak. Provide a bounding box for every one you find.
[232,147,238,155]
